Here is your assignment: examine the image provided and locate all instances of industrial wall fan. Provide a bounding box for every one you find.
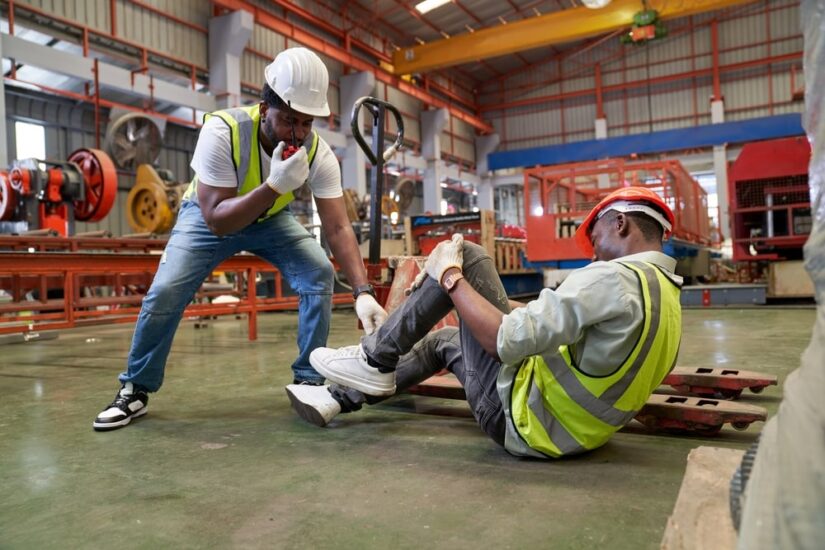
[394,177,417,214]
[104,112,163,171]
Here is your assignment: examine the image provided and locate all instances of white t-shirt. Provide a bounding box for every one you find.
[189,115,342,199]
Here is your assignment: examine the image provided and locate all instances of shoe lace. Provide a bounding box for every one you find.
[108,388,138,409]
[334,345,363,359]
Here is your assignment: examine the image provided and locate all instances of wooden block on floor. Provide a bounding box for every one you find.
[661,446,744,550]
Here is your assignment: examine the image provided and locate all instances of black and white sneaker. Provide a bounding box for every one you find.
[92,382,149,431]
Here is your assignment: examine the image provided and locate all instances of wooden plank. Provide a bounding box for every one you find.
[661,446,743,550]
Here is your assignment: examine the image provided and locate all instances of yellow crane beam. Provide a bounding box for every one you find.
[391,0,757,75]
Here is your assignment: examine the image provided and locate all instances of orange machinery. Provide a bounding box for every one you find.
[0,148,117,236]
[523,158,712,266]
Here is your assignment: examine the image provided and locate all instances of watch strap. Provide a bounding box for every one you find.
[352,283,376,300]
[442,272,464,293]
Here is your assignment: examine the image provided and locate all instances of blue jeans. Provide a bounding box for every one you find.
[119,201,333,391]
[341,242,509,446]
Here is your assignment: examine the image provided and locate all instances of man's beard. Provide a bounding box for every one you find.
[261,121,278,147]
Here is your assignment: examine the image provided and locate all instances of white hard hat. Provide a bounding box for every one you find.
[264,47,331,117]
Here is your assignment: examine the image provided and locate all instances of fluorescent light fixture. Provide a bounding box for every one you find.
[416,0,450,15]
[581,0,612,8]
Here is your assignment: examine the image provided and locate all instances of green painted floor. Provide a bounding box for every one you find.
[0,307,816,549]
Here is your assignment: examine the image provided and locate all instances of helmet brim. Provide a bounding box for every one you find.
[288,102,331,118]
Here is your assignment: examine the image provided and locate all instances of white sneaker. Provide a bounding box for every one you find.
[309,345,396,397]
[285,384,341,427]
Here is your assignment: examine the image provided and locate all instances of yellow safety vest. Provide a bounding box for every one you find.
[182,104,319,221]
[504,261,682,458]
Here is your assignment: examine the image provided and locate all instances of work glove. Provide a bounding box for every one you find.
[265,142,309,195]
[355,293,389,336]
[407,234,464,295]
[405,258,428,295]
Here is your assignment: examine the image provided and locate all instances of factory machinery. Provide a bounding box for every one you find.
[522,158,713,276]
[0,148,118,236]
[0,148,353,341]
[728,136,813,299]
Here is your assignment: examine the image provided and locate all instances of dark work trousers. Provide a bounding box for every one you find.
[343,242,511,446]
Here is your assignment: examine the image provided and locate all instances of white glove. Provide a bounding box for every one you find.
[425,233,464,285]
[265,142,309,195]
[355,293,388,336]
[405,259,428,296]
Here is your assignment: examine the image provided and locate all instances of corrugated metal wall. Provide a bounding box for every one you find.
[116,0,210,70]
[4,89,198,236]
[484,1,804,152]
[14,0,111,32]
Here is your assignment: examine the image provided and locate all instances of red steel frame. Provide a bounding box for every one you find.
[523,159,711,262]
[0,237,360,338]
[727,136,811,261]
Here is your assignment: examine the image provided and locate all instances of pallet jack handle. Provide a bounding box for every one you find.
[350,96,405,267]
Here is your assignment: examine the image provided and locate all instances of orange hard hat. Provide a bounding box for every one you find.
[574,186,675,257]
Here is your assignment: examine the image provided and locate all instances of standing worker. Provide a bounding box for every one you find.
[287,187,682,459]
[93,47,387,431]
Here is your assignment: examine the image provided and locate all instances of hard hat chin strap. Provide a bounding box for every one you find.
[597,200,673,237]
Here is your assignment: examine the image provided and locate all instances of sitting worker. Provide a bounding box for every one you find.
[285,187,682,459]
[93,47,387,431]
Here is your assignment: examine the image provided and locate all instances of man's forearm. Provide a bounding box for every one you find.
[205,186,278,235]
[449,278,504,360]
[325,224,368,287]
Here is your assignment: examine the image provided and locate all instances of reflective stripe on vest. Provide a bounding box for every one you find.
[182,104,319,222]
[507,261,682,458]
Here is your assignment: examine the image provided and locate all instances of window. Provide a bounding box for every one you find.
[15,121,46,160]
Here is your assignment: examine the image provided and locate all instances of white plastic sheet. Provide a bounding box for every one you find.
[736,1,825,548]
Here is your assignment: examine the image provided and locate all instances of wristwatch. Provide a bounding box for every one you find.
[352,283,376,300]
[441,271,464,294]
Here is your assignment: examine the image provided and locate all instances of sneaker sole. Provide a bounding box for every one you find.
[285,387,330,427]
[92,406,148,431]
[310,358,396,397]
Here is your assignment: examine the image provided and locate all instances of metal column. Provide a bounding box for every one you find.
[208,10,253,110]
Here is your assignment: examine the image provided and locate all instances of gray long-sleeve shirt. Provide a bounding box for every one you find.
[496,251,681,397]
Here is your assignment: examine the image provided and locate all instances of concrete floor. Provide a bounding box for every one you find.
[0,306,815,549]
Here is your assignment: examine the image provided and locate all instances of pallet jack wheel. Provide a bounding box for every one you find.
[731,421,751,431]
[715,388,743,400]
[749,386,764,394]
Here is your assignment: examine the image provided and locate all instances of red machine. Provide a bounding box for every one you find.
[523,158,712,263]
[0,148,117,236]
[728,137,811,262]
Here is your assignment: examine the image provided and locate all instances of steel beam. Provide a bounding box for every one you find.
[1,33,215,113]
[392,0,758,75]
